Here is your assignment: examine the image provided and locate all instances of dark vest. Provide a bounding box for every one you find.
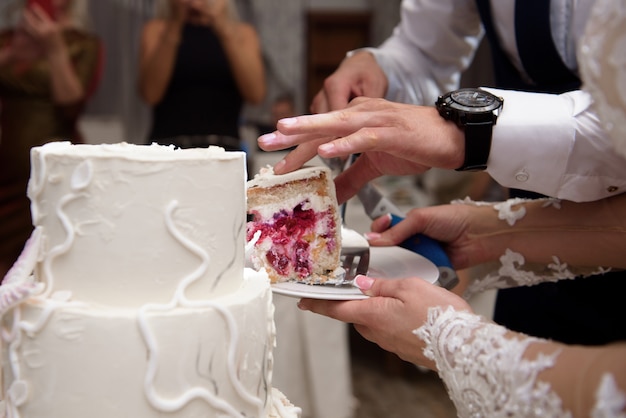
[475,0,626,345]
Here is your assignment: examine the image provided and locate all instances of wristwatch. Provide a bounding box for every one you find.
[435,88,504,171]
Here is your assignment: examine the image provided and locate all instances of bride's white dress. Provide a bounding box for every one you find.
[414,1,626,415]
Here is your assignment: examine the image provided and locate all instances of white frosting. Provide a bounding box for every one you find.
[1,142,299,418]
[28,142,247,307]
[2,275,275,418]
[248,165,328,188]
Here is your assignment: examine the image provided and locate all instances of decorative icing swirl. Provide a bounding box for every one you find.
[137,200,264,417]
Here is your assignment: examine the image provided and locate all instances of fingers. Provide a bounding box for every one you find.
[310,73,355,114]
[258,130,327,152]
[297,276,436,318]
[271,140,329,175]
[310,89,330,114]
[22,4,55,35]
[333,173,367,205]
[356,275,424,299]
[297,298,370,325]
[368,213,428,247]
[276,107,374,139]
[333,158,380,203]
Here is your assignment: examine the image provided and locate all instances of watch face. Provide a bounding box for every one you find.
[440,88,503,114]
[436,88,504,125]
[451,89,496,107]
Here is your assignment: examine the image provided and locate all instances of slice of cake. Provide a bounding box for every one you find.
[247,166,343,284]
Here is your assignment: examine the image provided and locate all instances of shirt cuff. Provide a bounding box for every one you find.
[484,88,577,199]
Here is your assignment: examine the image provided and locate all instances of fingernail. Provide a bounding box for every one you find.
[319,143,335,154]
[364,232,381,241]
[297,299,309,310]
[355,275,374,290]
[280,117,297,126]
[259,132,276,145]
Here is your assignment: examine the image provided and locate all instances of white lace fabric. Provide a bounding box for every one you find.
[578,0,626,160]
[415,307,626,418]
[449,197,616,299]
[411,1,626,415]
[416,194,626,416]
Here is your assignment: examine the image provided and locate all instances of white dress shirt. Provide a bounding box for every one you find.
[364,0,626,202]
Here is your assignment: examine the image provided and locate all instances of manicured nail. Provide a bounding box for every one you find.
[259,132,276,145]
[355,275,374,290]
[364,232,381,241]
[280,117,297,126]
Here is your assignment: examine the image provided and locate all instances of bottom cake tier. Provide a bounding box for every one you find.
[0,271,300,418]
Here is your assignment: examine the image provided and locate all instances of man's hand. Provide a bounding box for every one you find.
[310,51,388,114]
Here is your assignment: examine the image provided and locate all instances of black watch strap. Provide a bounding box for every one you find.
[456,121,493,171]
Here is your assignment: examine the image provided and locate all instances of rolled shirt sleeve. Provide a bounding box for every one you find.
[485,87,626,202]
[368,0,483,106]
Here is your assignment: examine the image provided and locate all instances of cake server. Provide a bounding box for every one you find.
[356,182,459,290]
[339,244,370,285]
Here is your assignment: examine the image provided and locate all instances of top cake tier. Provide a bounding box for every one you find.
[27,142,247,308]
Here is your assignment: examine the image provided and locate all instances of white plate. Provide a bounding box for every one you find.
[271,246,439,300]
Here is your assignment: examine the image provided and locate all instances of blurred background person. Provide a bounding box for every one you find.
[0,0,102,279]
[138,0,265,158]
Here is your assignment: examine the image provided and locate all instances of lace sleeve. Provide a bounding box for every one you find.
[450,197,619,299]
[415,307,626,418]
[579,0,626,160]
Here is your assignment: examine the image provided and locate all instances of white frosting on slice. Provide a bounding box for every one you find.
[248,165,326,188]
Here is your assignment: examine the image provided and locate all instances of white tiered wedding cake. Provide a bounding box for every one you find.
[0,142,300,418]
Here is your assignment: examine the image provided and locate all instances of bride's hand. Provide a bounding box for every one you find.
[365,203,500,271]
[297,275,472,369]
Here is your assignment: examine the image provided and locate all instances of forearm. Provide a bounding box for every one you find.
[213,22,265,104]
[475,195,626,269]
[416,307,626,417]
[46,43,84,104]
[138,22,182,105]
[531,340,626,417]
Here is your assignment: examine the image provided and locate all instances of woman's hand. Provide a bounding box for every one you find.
[8,4,63,64]
[366,203,501,271]
[258,97,464,203]
[175,0,230,28]
[21,4,66,58]
[297,275,472,369]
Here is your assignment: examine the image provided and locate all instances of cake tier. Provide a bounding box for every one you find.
[0,271,299,418]
[27,142,246,307]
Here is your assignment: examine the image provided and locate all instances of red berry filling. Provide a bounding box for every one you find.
[247,200,337,278]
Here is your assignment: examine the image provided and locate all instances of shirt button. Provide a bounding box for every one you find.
[607,186,619,193]
[515,171,529,182]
